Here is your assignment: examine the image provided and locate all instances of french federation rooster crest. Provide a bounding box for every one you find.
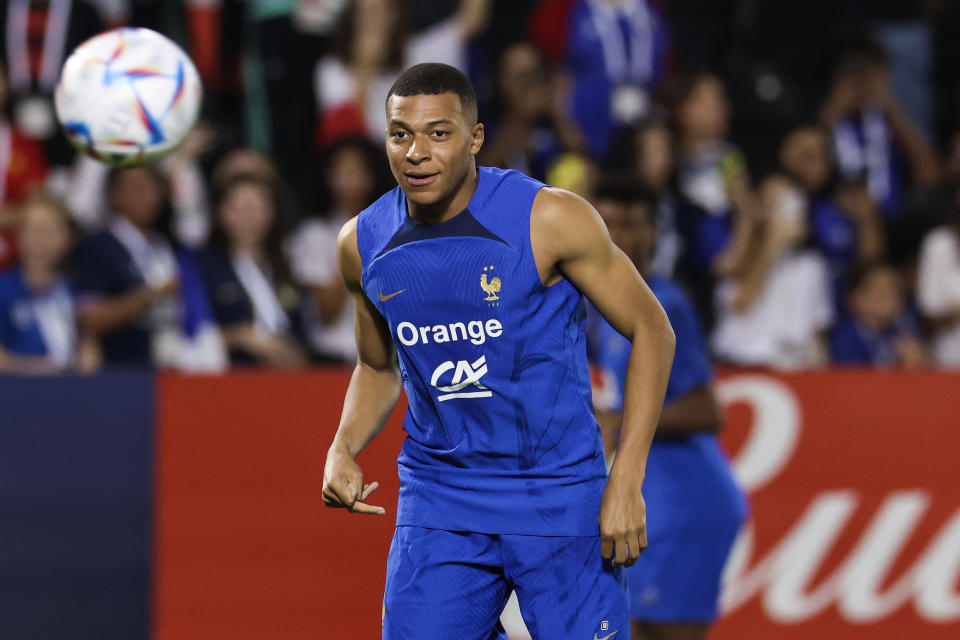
[481,266,501,301]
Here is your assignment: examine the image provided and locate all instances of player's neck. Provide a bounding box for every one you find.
[407,165,479,224]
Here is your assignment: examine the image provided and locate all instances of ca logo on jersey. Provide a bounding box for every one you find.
[430,355,492,401]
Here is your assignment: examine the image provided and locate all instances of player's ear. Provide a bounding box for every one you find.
[470,122,484,156]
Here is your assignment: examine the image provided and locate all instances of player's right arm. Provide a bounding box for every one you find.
[321,218,402,516]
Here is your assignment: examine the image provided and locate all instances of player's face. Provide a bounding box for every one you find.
[385,93,484,209]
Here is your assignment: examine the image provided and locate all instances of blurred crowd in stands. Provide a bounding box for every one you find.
[2,0,960,374]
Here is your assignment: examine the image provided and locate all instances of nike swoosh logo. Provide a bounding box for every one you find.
[379,289,406,302]
[594,632,619,640]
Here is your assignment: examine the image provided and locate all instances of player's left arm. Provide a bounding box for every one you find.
[531,187,675,568]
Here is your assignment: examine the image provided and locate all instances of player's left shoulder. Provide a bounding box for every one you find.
[531,187,605,242]
[531,187,613,277]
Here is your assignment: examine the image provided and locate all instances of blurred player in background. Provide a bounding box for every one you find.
[322,63,675,639]
[587,179,747,640]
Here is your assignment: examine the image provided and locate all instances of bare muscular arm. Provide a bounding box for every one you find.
[531,187,675,567]
[321,217,402,515]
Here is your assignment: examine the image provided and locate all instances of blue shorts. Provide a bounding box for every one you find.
[382,525,630,639]
[626,436,747,622]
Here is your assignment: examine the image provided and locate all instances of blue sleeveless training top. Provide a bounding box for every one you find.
[357,166,607,535]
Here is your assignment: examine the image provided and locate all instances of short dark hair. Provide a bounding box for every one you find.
[594,177,659,224]
[387,63,478,124]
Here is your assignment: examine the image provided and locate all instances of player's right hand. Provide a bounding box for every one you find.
[322,446,386,515]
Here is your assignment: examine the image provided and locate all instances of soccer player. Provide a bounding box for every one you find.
[586,179,747,640]
[321,63,675,639]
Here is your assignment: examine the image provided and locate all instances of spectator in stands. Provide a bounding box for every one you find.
[562,0,670,159]
[0,0,103,172]
[778,124,885,311]
[831,261,925,367]
[61,124,216,249]
[917,199,960,367]
[819,39,939,217]
[0,192,96,373]
[480,41,582,182]
[210,145,307,226]
[287,137,388,362]
[161,123,218,248]
[711,174,833,369]
[0,60,47,271]
[74,166,225,371]
[406,0,490,71]
[661,72,759,328]
[314,0,488,143]
[634,121,682,277]
[607,120,682,276]
[199,173,306,368]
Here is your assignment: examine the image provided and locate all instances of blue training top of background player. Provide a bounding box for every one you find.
[588,274,712,409]
[587,275,748,622]
[356,166,607,536]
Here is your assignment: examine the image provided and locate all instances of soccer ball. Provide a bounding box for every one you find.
[55,27,202,167]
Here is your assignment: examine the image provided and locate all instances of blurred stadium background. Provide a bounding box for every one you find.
[1,1,960,638]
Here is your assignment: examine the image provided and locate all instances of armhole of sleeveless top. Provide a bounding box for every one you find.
[523,182,572,293]
[356,209,373,294]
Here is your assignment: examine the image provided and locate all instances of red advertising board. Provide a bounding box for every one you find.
[153,370,960,639]
[713,371,960,639]
[154,370,407,640]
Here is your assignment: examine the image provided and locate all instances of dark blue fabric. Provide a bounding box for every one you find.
[677,204,732,275]
[73,231,151,365]
[830,314,920,366]
[196,249,254,328]
[837,112,904,216]
[377,208,509,258]
[0,371,153,639]
[810,197,857,312]
[830,318,876,364]
[195,248,306,365]
[175,250,217,338]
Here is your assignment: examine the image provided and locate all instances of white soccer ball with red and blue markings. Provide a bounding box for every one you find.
[54,27,202,167]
